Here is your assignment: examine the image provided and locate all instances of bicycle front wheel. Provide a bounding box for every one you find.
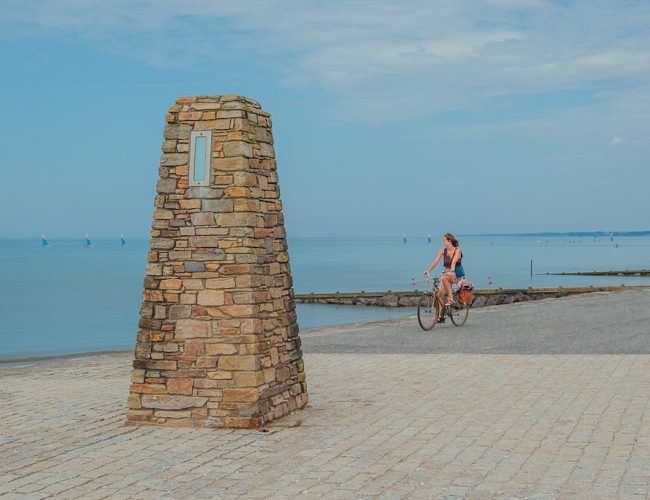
[449,303,469,327]
[417,293,440,331]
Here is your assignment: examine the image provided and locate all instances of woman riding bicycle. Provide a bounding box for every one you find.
[423,233,465,322]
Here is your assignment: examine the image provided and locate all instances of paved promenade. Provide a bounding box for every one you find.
[2,289,650,498]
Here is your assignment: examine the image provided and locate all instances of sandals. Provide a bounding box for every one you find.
[437,316,445,324]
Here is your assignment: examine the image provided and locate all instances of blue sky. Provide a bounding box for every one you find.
[1,0,649,238]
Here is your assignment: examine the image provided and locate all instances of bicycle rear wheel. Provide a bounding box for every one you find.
[417,293,440,331]
[449,303,469,327]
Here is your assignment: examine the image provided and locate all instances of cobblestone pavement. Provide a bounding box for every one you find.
[2,291,650,498]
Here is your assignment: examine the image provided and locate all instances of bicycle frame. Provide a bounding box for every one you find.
[420,272,470,328]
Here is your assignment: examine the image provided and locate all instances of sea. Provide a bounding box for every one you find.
[1,235,649,361]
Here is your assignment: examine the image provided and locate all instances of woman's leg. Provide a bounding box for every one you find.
[435,288,446,320]
[441,275,454,304]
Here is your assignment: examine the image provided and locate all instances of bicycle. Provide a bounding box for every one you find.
[417,273,470,330]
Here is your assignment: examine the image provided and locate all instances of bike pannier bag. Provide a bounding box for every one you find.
[458,289,474,305]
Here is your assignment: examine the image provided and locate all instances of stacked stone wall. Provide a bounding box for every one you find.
[295,286,628,308]
[126,95,307,429]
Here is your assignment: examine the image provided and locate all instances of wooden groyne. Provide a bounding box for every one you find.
[295,286,635,308]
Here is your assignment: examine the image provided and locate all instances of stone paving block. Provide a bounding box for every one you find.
[3,318,650,498]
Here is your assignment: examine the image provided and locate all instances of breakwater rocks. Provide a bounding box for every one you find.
[546,270,650,277]
[295,286,630,308]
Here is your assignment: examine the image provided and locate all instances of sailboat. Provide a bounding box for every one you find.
[120,233,127,247]
[84,233,92,247]
[41,233,49,247]
[403,233,407,244]
[426,233,432,244]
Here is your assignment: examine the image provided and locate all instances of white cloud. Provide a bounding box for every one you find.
[2,0,650,120]
[610,136,624,145]
[483,0,545,7]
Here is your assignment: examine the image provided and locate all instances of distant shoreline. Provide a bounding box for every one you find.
[461,231,650,237]
[3,231,650,240]
[0,231,650,243]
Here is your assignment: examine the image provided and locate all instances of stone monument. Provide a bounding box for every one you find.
[126,95,308,428]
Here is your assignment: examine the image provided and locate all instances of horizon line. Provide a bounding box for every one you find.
[2,229,650,240]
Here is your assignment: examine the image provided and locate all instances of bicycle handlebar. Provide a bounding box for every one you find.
[424,271,440,285]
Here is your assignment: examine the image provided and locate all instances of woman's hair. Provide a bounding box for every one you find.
[443,233,459,247]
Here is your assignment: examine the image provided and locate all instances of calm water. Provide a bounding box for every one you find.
[1,235,649,360]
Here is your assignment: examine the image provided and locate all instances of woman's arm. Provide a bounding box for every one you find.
[425,249,444,274]
[450,247,461,271]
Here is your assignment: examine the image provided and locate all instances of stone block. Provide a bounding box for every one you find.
[168,304,192,319]
[224,186,249,198]
[189,236,220,248]
[180,293,197,305]
[131,369,146,384]
[234,199,260,212]
[217,109,245,118]
[223,141,253,158]
[184,339,205,356]
[126,409,154,422]
[205,343,237,355]
[233,371,265,387]
[167,379,193,395]
[141,395,208,410]
[153,209,174,220]
[182,279,203,290]
[154,410,193,419]
[146,263,162,276]
[216,213,258,227]
[161,153,188,166]
[222,100,250,110]
[130,383,167,394]
[143,290,164,302]
[232,291,255,304]
[178,111,202,121]
[184,261,206,272]
[162,139,177,152]
[146,360,177,371]
[192,248,226,261]
[179,199,201,209]
[189,102,220,110]
[206,277,236,289]
[202,199,234,213]
[197,290,225,306]
[186,187,221,199]
[195,119,230,130]
[190,212,215,226]
[169,250,192,261]
[159,279,182,290]
[157,178,177,194]
[219,355,260,371]
[164,123,192,140]
[233,172,259,187]
[220,304,258,319]
[260,143,275,157]
[207,370,233,380]
[222,388,260,402]
[221,264,253,275]
[175,319,210,339]
[212,157,249,171]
